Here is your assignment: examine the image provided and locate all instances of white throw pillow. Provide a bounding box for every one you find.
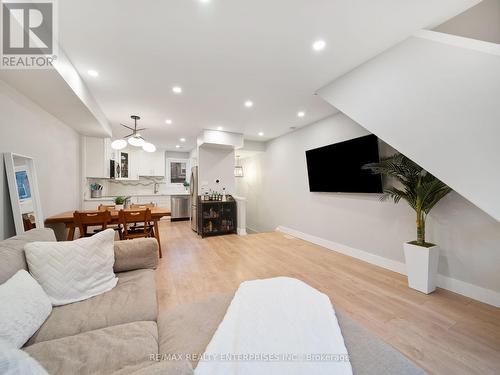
[0,339,49,375]
[0,270,52,348]
[24,229,118,306]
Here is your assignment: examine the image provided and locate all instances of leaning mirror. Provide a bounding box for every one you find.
[4,153,44,234]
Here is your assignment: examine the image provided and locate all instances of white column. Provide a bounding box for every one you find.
[233,195,247,236]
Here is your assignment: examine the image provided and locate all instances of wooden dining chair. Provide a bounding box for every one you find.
[129,203,156,233]
[98,204,116,211]
[119,208,154,240]
[73,210,112,239]
[97,204,123,240]
[130,203,155,209]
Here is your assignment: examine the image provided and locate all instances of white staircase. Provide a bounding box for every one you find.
[319,30,500,221]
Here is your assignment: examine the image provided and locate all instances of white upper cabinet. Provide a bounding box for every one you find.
[138,151,165,177]
[84,136,142,180]
[83,136,112,178]
[115,148,140,181]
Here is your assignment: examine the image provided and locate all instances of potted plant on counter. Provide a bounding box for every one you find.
[114,196,126,211]
[363,153,452,294]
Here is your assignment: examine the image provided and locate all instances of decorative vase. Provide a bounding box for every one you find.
[403,242,439,294]
[115,204,124,211]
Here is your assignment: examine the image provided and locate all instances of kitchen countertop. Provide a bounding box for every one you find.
[84,192,190,201]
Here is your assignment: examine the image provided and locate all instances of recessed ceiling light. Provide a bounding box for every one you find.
[297,111,305,118]
[175,144,181,148]
[180,138,186,142]
[87,69,99,77]
[199,0,210,3]
[312,40,326,51]
[217,126,223,131]
[165,119,173,125]
[244,100,253,108]
[258,132,264,137]
[172,86,182,94]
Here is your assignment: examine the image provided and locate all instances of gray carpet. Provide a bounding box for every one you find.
[336,311,427,375]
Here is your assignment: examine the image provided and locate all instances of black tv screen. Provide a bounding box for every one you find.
[305,134,383,193]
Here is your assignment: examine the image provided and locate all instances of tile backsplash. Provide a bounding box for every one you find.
[85,177,188,198]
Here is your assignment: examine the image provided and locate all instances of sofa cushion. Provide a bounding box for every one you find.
[0,339,49,375]
[0,270,52,348]
[157,293,232,368]
[0,229,56,285]
[26,269,157,345]
[25,229,118,306]
[114,238,159,273]
[24,321,158,375]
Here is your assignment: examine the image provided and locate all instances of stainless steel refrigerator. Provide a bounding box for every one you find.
[190,166,198,232]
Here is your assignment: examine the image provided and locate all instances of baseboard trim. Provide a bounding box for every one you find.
[276,225,500,308]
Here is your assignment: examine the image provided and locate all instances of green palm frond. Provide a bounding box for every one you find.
[363,153,452,245]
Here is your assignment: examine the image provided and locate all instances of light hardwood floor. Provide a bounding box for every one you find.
[156,221,500,375]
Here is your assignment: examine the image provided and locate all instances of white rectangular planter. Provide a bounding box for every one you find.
[403,242,439,294]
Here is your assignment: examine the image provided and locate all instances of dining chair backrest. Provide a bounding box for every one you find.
[73,210,112,238]
[130,203,155,209]
[98,204,116,211]
[119,208,152,237]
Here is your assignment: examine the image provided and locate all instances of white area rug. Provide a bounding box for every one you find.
[195,277,353,375]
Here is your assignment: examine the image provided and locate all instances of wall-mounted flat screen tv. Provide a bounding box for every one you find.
[305,134,383,193]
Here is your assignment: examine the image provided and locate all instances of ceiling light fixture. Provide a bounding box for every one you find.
[244,100,253,108]
[217,126,223,131]
[258,132,264,137]
[128,136,144,147]
[87,69,99,77]
[180,138,186,142]
[172,86,182,94]
[111,115,156,153]
[142,142,156,153]
[297,111,305,118]
[111,139,127,150]
[312,40,326,51]
[175,145,181,149]
[234,155,244,178]
[165,119,173,125]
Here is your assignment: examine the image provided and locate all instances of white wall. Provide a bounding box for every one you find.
[236,113,500,303]
[198,145,235,195]
[0,80,81,240]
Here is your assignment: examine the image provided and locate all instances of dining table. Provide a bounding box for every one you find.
[44,207,171,258]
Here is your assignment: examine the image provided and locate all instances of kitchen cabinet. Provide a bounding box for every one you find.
[115,148,139,180]
[83,137,112,178]
[138,151,165,177]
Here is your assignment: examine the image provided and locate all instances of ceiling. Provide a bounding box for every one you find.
[58,0,479,151]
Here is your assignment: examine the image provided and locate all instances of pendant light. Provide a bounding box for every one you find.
[234,155,244,177]
[111,115,156,152]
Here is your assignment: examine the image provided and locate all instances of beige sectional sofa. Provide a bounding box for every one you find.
[0,228,200,374]
[1,228,425,375]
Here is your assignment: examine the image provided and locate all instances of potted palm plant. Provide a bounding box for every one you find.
[363,154,452,294]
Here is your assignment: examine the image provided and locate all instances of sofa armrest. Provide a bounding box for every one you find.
[113,238,159,272]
